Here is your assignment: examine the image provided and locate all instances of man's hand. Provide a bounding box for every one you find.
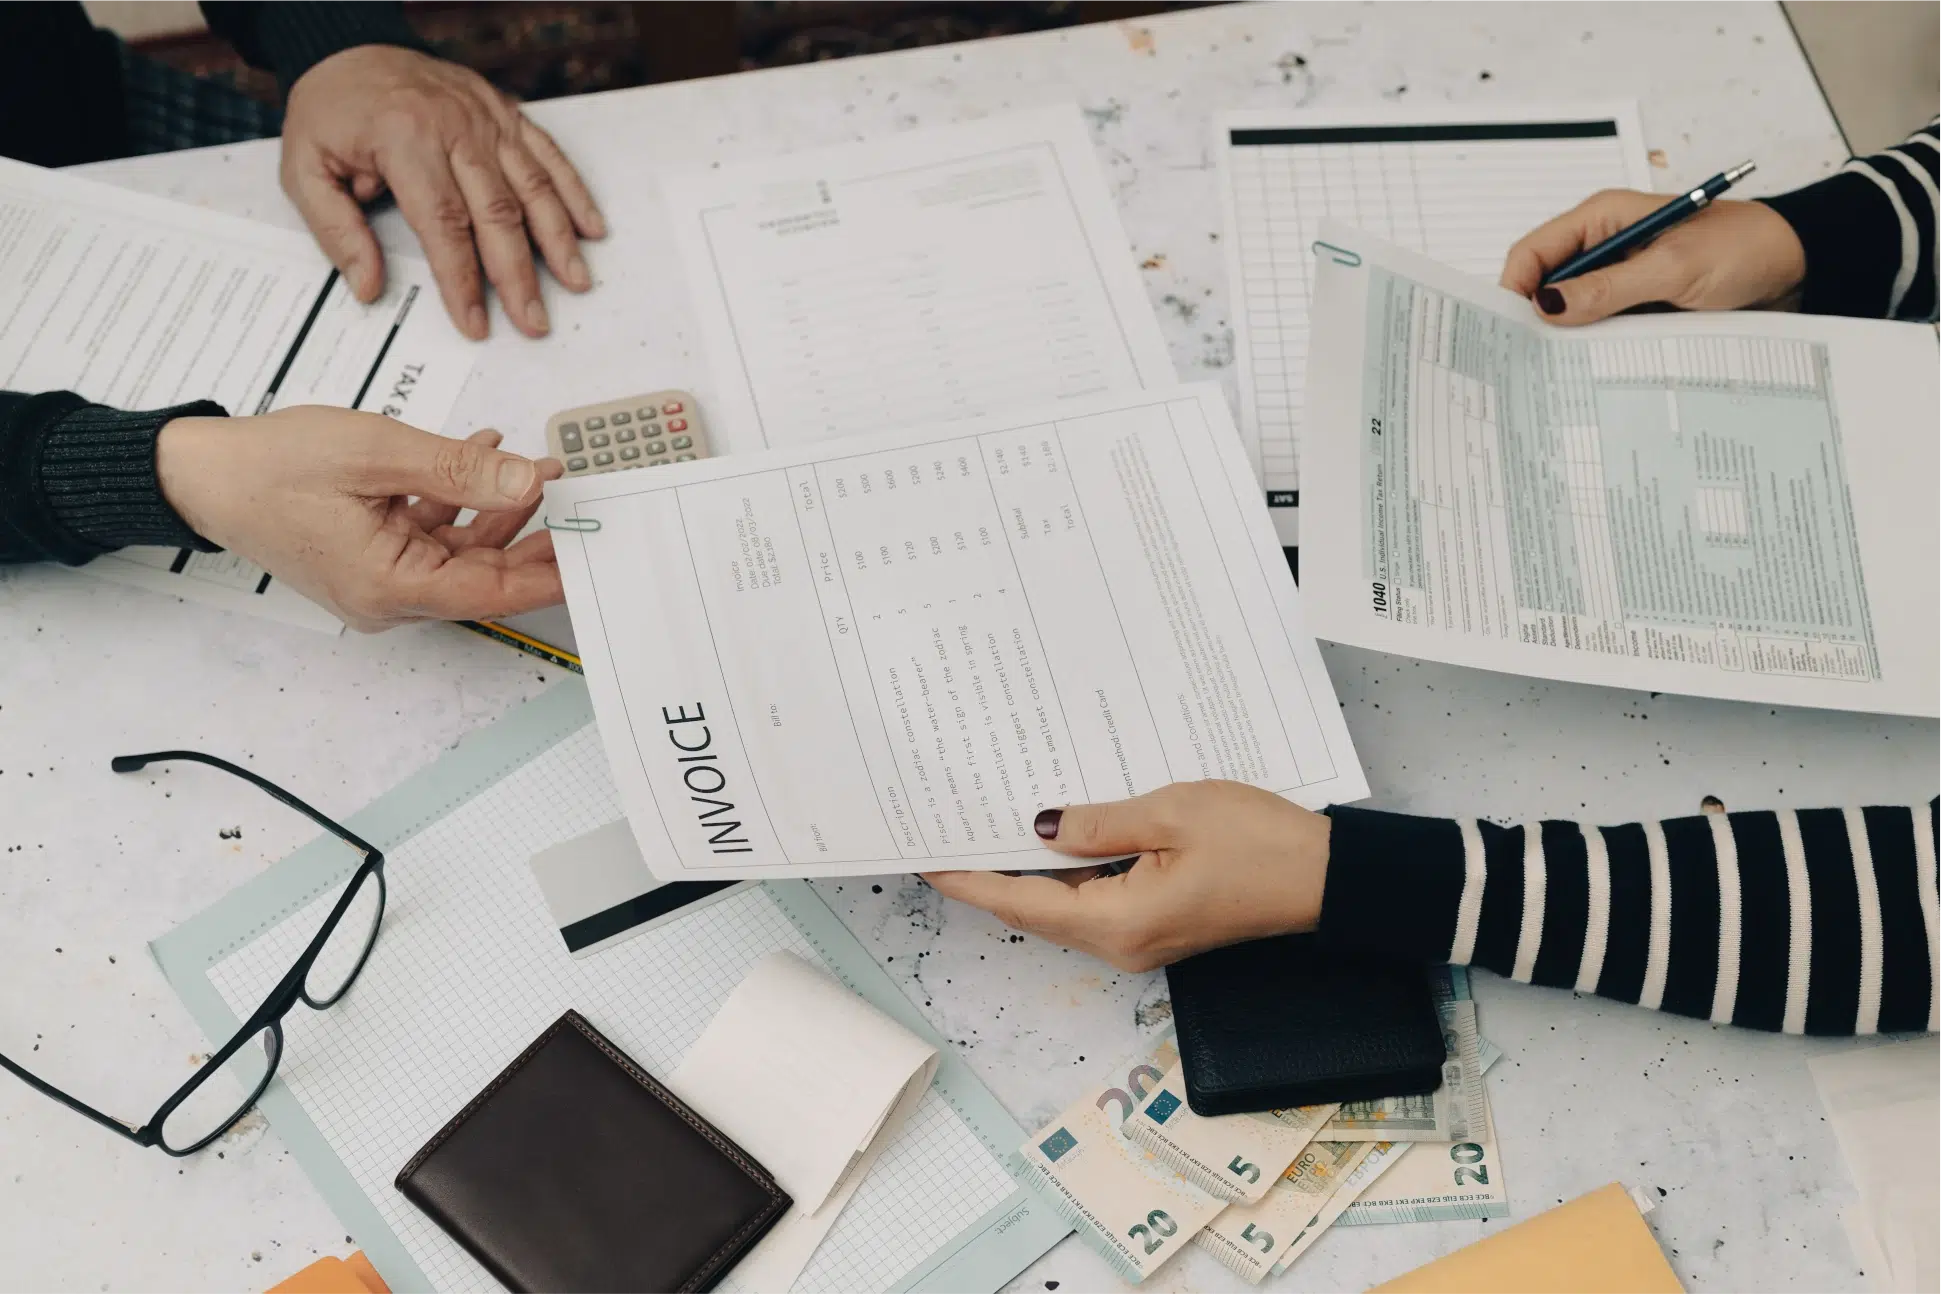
[157,409,564,632]
[923,781,1332,972]
[1501,190,1806,325]
[281,45,607,340]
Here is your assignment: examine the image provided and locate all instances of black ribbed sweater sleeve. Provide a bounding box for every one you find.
[1760,118,1940,321]
[1319,798,1939,1036]
[0,391,224,565]
[199,2,429,93]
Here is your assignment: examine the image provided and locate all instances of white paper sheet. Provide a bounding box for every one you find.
[1300,222,1940,717]
[663,105,1175,457]
[0,157,477,631]
[672,952,939,1292]
[1810,1039,1940,1294]
[1216,104,1649,544]
[548,384,1366,881]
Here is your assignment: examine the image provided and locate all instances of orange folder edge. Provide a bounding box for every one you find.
[1372,1182,1683,1294]
[266,1251,390,1294]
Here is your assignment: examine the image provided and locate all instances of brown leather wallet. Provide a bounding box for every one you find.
[395,1010,790,1292]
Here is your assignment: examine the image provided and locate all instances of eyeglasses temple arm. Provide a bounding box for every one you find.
[0,1050,148,1145]
[111,751,382,859]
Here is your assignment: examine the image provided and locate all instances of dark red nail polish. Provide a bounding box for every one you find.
[1034,808,1063,839]
[1536,286,1565,315]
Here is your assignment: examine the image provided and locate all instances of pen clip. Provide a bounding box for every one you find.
[1312,240,1363,268]
[543,516,602,533]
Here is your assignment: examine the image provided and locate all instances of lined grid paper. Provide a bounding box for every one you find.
[207,725,1013,1293]
[1218,108,1649,541]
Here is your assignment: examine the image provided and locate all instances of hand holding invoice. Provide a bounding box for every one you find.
[282,46,607,341]
[925,781,1334,972]
[158,410,564,632]
[1501,189,1806,324]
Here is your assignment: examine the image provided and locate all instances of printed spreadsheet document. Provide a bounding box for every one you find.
[548,385,1366,881]
[1301,223,1939,717]
[0,157,475,630]
[1216,104,1650,544]
[662,106,1176,456]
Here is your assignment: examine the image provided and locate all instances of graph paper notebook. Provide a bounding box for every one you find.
[151,680,1068,1294]
[1214,103,1650,545]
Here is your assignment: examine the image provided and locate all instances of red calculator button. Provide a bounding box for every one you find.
[661,401,685,415]
[666,417,688,432]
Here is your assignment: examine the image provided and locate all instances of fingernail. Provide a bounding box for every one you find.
[1536,286,1565,315]
[1033,809,1063,840]
[526,298,550,334]
[497,458,537,502]
[567,253,589,290]
[587,209,608,239]
[466,304,489,338]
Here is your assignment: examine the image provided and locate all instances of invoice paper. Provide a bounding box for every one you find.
[548,384,1366,881]
[0,157,476,631]
[663,106,1175,456]
[1301,222,1939,717]
[1216,104,1649,544]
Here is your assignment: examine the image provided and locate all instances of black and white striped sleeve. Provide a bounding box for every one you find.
[1318,798,1939,1035]
[1760,118,1939,321]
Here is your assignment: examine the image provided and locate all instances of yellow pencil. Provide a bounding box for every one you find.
[456,620,583,673]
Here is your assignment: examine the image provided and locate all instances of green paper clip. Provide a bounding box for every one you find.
[1312,241,1362,267]
[544,516,601,533]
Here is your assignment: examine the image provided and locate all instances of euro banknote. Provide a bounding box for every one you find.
[1015,1034,1226,1283]
[1320,998,1485,1141]
[1194,1138,1375,1283]
[1124,1060,1338,1203]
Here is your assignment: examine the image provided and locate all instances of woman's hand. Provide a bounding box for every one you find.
[157,409,563,632]
[922,780,1332,972]
[1501,189,1807,325]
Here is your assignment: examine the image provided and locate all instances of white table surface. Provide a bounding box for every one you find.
[3,3,1933,1291]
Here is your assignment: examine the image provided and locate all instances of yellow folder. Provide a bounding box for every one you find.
[266,1251,389,1294]
[1373,1182,1683,1293]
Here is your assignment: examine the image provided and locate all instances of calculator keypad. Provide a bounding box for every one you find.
[548,389,711,479]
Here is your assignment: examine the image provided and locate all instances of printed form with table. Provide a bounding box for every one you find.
[12,39,1936,1294]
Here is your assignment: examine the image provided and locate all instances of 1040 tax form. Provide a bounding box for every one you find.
[548,385,1365,881]
[1302,223,1938,717]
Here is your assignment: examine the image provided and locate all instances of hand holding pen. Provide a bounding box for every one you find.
[1500,162,1810,325]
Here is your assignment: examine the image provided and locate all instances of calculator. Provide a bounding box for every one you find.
[546,390,711,477]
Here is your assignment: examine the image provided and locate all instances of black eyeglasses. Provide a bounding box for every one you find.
[0,751,386,1155]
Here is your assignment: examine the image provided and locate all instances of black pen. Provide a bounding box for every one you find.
[1542,161,1757,287]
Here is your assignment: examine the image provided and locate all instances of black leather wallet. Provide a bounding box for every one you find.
[1166,933,1445,1115]
[395,1010,790,1293]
